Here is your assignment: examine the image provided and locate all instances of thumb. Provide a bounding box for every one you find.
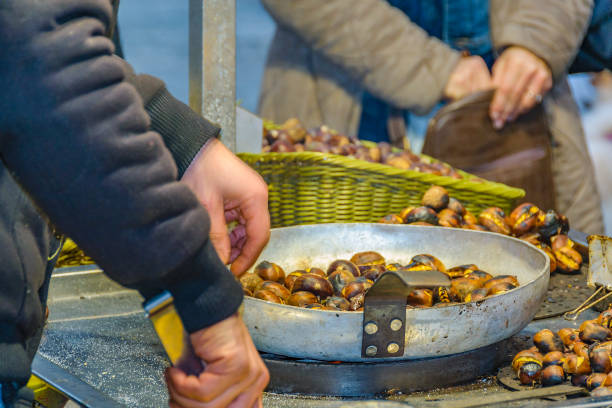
[205,197,231,264]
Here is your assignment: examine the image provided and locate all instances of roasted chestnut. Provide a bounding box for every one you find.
[433,286,451,303]
[438,209,462,228]
[328,270,356,296]
[447,197,466,216]
[590,347,612,373]
[362,267,383,282]
[539,210,569,241]
[464,270,493,286]
[587,373,609,390]
[534,329,564,353]
[541,365,564,387]
[385,263,402,272]
[292,274,333,299]
[538,244,557,274]
[580,320,611,343]
[342,280,373,300]
[450,278,483,302]
[512,350,543,372]
[253,289,283,304]
[327,259,360,277]
[269,139,296,153]
[407,254,446,272]
[564,353,591,375]
[284,270,307,291]
[519,232,542,246]
[350,292,365,311]
[508,203,543,236]
[287,291,318,307]
[445,264,479,279]
[478,207,511,235]
[551,235,582,274]
[591,386,612,396]
[304,303,336,310]
[421,185,449,211]
[257,281,291,301]
[306,267,327,278]
[239,273,264,293]
[571,374,589,387]
[483,275,519,290]
[518,361,542,385]
[598,309,612,328]
[558,328,580,347]
[406,289,434,307]
[379,214,404,224]
[462,211,478,226]
[462,223,488,231]
[325,296,350,311]
[398,207,415,223]
[350,251,386,272]
[464,288,488,302]
[487,281,517,296]
[542,351,566,367]
[573,341,590,359]
[403,206,439,225]
[385,154,412,169]
[254,261,285,283]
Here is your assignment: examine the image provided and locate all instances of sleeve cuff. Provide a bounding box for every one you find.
[166,239,244,333]
[145,88,222,178]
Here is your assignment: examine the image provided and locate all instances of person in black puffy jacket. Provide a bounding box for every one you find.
[0,1,269,407]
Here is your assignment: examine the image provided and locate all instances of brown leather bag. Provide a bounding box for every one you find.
[422,90,556,210]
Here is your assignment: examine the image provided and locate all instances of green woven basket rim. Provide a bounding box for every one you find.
[238,151,525,200]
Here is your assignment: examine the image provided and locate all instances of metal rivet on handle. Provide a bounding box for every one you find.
[365,345,378,357]
[389,318,402,331]
[387,342,400,354]
[364,322,378,335]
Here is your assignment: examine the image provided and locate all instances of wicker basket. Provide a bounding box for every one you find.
[238,152,525,228]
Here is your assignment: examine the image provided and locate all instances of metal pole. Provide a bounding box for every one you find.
[189,0,237,152]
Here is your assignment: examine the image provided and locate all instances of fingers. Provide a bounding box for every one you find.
[204,197,231,264]
[516,71,551,116]
[230,191,270,276]
[443,56,492,101]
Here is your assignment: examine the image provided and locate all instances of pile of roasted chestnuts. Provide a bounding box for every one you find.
[379,185,582,274]
[262,118,467,178]
[512,309,612,396]
[239,251,519,311]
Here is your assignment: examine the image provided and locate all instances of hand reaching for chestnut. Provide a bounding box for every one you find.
[489,46,553,129]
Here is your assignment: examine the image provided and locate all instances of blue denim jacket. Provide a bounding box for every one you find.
[358,0,494,150]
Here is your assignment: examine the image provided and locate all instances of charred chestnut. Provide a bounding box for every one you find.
[257,281,291,301]
[350,292,365,311]
[558,328,580,347]
[512,350,543,372]
[253,289,283,304]
[534,329,564,353]
[398,207,416,223]
[541,365,565,387]
[551,235,582,274]
[571,374,589,387]
[287,291,318,307]
[342,280,373,300]
[447,197,466,216]
[478,207,511,235]
[350,251,386,272]
[324,296,350,311]
[292,274,333,299]
[580,320,611,343]
[406,289,434,307]
[508,203,543,236]
[464,270,494,286]
[483,275,519,290]
[487,281,517,296]
[328,270,356,296]
[239,273,264,293]
[254,261,285,283]
[379,214,404,224]
[284,270,306,291]
[587,373,609,390]
[421,186,449,211]
[445,264,479,279]
[542,351,566,367]
[539,210,570,241]
[404,206,439,225]
[450,278,483,302]
[327,260,360,277]
[407,254,446,272]
[362,267,383,282]
[433,286,451,303]
[590,347,612,373]
[464,288,488,302]
[438,209,462,228]
[518,361,542,385]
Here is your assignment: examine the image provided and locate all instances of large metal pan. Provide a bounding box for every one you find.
[242,224,549,362]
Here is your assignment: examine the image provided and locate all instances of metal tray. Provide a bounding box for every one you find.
[242,224,550,362]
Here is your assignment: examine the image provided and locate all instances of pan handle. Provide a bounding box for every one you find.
[361,270,450,358]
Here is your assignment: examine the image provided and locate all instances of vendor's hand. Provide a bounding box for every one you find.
[166,314,269,408]
[489,46,553,129]
[443,55,493,101]
[181,139,270,276]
